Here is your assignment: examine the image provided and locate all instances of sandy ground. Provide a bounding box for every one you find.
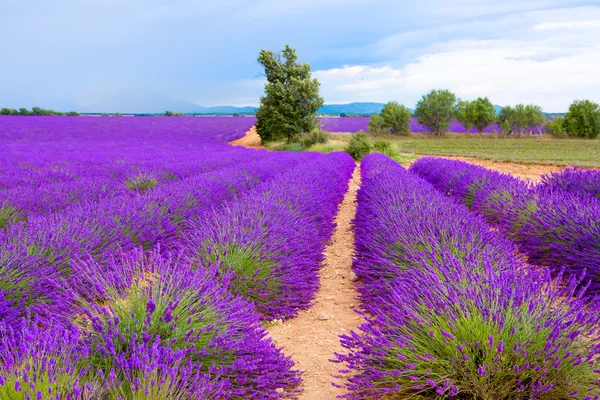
[229,126,263,148]
[268,166,362,400]
[413,154,564,182]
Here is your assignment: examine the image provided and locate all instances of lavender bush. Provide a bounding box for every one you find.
[337,154,600,399]
[540,167,600,200]
[411,157,600,295]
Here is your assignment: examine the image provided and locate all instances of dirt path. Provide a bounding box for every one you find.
[268,166,362,400]
[229,126,263,148]
[413,154,564,182]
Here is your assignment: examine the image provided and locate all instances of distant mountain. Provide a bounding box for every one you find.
[318,102,391,115]
[83,92,207,114]
[494,105,503,114]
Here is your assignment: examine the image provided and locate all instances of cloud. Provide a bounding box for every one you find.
[313,6,600,111]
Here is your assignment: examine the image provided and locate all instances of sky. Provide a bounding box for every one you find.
[1,0,599,112]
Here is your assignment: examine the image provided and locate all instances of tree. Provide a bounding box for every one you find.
[65,111,81,116]
[564,99,600,139]
[455,100,474,133]
[0,108,17,116]
[414,89,457,136]
[525,104,545,134]
[500,104,545,134]
[368,114,386,134]
[545,117,567,137]
[255,45,323,143]
[164,111,182,116]
[471,97,497,134]
[500,120,513,135]
[31,107,43,116]
[18,108,30,116]
[381,101,411,135]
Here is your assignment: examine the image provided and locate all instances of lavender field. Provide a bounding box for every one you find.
[1,116,599,399]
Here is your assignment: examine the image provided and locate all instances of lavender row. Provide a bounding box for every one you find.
[411,157,600,294]
[336,153,600,399]
[0,149,267,227]
[181,151,355,319]
[0,153,306,325]
[1,248,302,399]
[540,167,600,200]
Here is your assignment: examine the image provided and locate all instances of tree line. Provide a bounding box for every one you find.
[368,90,600,139]
[0,107,80,116]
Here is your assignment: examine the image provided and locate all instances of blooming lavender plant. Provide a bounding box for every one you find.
[337,154,600,399]
[540,167,600,200]
[411,157,600,295]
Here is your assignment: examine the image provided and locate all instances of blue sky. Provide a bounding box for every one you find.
[1,0,599,111]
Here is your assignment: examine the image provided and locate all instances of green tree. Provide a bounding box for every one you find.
[381,101,411,135]
[414,89,458,136]
[0,108,16,116]
[545,117,567,137]
[31,107,43,116]
[255,45,324,143]
[525,104,546,134]
[564,99,600,139]
[367,114,386,134]
[455,100,474,133]
[65,111,81,116]
[471,97,497,134]
[18,108,30,116]
[500,119,513,135]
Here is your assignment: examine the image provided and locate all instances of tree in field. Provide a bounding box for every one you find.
[381,101,411,135]
[564,99,600,139]
[0,108,17,116]
[455,100,474,133]
[255,45,323,143]
[368,114,386,134]
[18,108,30,116]
[525,104,546,134]
[471,97,497,133]
[414,89,457,136]
[545,117,567,137]
[500,104,545,135]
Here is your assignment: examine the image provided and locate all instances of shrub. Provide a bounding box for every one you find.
[301,129,328,147]
[381,102,411,135]
[565,99,600,138]
[367,114,386,134]
[345,132,372,160]
[545,117,567,137]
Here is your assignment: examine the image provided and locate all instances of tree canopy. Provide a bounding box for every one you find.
[381,101,411,135]
[414,89,457,136]
[564,99,600,139]
[255,45,323,143]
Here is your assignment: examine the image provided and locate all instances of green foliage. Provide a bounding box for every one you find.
[545,117,567,137]
[113,112,122,117]
[471,97,498,133]
[0,108,18,116]
[455,100,474,133]
[0,204,24,229]
[164,111,183,116]
[414,89,458,136]
[500,104,544,134]
[564,99,600,139]
[385,302,599,399]
[64,111,81,116]
[372,140,399,158]
[345,131,372,161]
[368,114,387,134]
[125,173,158,192]
[2,107,65,116]
[500,120,513,135]
[255,45,324,143]
[381,101,411,135]
[301,129,328,147]
[100,113,109,117]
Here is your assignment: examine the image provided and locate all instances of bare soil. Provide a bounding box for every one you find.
[268,166,362,400]
[229,126,263,148]
[413,154,564,182]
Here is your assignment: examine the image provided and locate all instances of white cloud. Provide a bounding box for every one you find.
[313,6,600,111]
